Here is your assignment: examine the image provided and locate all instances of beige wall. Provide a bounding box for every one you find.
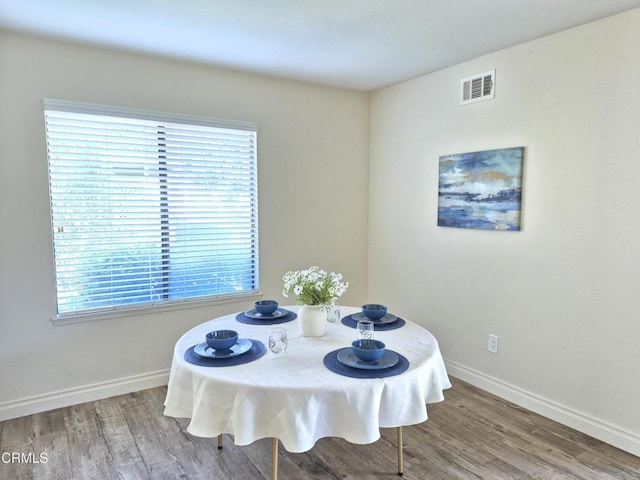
[369,10,639,453]
[0,32,369,408]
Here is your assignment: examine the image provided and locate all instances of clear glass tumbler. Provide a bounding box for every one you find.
[327,304,341,323]
[357,320,374,340]
[268,327,288,354]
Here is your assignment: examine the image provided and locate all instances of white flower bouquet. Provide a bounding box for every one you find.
[282,266,348,307]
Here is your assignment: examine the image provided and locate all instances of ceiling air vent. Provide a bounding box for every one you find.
[460,69,495,105]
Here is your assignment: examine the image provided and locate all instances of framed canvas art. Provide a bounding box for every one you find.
[438,147,524,231]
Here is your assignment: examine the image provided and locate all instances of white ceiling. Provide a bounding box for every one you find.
[1,0,638,90]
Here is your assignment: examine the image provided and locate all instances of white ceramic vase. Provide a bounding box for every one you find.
[298,304,326,337]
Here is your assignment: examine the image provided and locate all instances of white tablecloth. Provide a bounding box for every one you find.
[163,306,451,453]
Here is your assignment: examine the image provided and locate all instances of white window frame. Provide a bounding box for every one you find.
[44,99,260,323]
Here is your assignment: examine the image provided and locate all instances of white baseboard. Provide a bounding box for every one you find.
[445,359,640,457]
[0,369,170,422]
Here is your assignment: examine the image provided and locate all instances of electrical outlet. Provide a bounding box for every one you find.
[488,334,499,354]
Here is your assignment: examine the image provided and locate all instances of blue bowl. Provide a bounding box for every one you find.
[362,304,387,320]
[255,300,279,314]
[206,330,238,350]
[351,339,386,362]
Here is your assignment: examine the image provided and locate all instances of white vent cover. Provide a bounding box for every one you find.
[460,69,495,105]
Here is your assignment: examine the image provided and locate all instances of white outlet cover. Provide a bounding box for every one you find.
[488,334,499,354]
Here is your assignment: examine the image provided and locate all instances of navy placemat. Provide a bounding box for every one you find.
[184,339,266,367]
[341,314,406,331]
[323,348,409,379]
[235,309,297,325]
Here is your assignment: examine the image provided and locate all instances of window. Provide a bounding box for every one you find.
[44,99,259,318]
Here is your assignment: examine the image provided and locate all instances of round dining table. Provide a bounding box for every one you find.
[163,305,451,479]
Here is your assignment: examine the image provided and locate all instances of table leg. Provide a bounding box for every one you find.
[217,434,223,450]
[397,426,404,476]
[272,438,279,480]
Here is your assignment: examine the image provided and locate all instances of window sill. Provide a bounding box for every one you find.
[51,292,264,326]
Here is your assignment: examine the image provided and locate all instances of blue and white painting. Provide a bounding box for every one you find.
[438,147,524,231]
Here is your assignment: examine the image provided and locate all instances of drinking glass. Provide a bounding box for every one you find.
[357,320,374,340]
[327,304,341,323]
[268,327,288,354]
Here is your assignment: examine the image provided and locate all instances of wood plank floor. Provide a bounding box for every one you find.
[1,377,638,479]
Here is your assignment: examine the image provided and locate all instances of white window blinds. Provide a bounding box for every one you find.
[44,99,259,317]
